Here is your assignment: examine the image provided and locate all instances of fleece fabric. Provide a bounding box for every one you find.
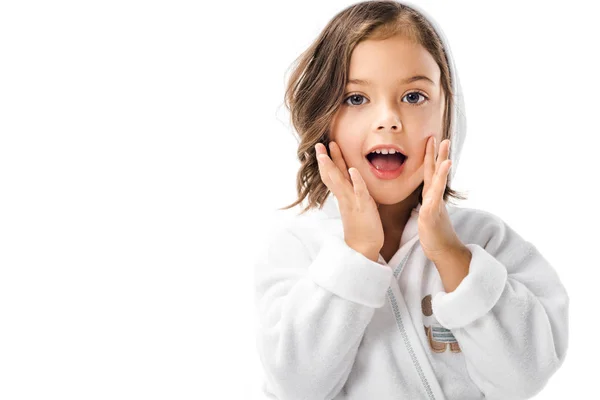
[253,1,569,399]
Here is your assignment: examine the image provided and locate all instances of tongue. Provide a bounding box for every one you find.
[369,153,404,171]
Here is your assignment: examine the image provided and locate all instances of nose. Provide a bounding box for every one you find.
[376,119,401,133]
[379,122,399,131]
[375,103,402,132]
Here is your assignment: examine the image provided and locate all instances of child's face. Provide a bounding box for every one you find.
[329,34,445,206]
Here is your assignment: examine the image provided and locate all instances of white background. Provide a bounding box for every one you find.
[0,0,596,398]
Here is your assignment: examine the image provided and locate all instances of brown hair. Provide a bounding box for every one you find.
[279,0,467,214]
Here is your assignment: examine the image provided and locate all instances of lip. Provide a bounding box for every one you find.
[365,144,407,157]
[367,157,406,180]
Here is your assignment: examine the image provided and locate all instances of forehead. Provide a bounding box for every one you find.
[348,35,440,85]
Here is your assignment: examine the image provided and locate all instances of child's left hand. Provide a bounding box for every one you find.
[418,136,465,263]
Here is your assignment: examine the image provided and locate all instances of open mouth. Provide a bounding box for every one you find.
[366,152,407,171]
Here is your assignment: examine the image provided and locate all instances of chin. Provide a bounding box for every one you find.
[361,162,421,205]
[368,178,422,207]
[371,188,415,206]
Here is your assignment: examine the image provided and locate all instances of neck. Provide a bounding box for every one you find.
[377,186,421,237]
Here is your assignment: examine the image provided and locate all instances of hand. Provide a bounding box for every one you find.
[315,141,384,261]
[418,136,466,263]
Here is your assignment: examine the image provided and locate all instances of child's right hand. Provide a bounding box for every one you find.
[315,141,384,262]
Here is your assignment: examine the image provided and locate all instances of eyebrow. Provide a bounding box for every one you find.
[347,75,435,86]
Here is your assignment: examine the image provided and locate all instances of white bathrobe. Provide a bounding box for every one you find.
[253,1,570,399]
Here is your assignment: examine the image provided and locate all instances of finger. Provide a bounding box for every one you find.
[329,141,351,182]
[348,167,369,206]
[436,139,450,172]
[316,144,335,192]
[326,153,353,201]
[424,136,435,196]
[316,144,352,203]
[431,159,452,203]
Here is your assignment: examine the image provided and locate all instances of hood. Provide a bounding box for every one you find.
[320,0,467,219]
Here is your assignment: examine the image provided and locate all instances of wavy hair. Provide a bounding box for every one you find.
[279,0,468,214]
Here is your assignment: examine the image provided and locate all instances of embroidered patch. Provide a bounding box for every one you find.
[421,294,461,353]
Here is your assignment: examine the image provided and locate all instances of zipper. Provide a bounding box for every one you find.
[387,241,437,400]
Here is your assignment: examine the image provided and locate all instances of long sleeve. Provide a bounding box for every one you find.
[431,215,570,400]
[253,227,393,400]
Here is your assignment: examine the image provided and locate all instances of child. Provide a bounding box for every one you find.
[253,1,570,399]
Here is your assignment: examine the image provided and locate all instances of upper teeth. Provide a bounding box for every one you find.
[370,148,399,155]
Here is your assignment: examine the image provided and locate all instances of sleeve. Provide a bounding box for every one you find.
[431,214,570,400]
[253,226,393,400]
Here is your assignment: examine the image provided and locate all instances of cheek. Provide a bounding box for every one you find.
[406,146,429,172]
[338,143,363,166]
